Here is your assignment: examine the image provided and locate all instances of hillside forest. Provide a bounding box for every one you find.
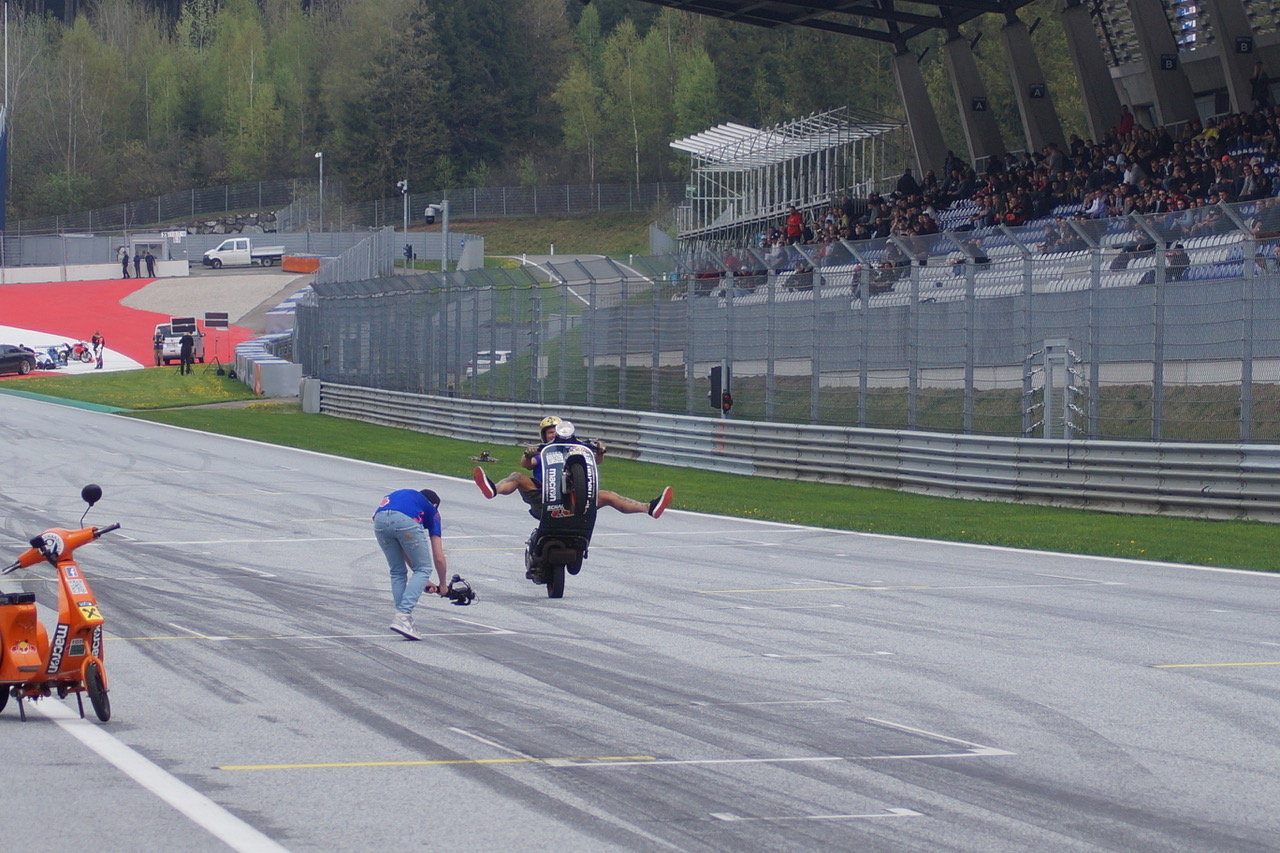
[4,0,1086,221]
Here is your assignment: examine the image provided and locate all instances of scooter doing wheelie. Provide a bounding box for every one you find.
[524,422,599,599]
[0,484,119,722]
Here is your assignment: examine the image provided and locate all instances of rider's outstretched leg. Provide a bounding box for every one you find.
[597,486,673,517]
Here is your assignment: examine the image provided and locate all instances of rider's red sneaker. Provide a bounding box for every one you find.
[648,486,673,518]
[473,467,497,499]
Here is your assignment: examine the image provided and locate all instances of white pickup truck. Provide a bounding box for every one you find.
[201,237,286,269]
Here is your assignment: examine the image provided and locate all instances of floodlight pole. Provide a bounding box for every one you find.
[314,151,324,231]
[441,199,450,273]
[398,179,409,235]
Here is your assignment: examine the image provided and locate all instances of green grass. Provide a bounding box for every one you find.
[398,255,522,272]
[407,211,653,259]
[124,400,1280,574]
[4,368,259,409]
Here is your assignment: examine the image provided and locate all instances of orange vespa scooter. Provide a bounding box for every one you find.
[0,484,118,722]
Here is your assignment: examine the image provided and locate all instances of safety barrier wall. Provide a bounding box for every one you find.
[236,335,300,396]
[312,380,1280,522]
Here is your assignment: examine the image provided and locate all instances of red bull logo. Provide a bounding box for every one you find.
[8,640,36,656]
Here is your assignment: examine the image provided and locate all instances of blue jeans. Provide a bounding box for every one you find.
[373,510,434,615]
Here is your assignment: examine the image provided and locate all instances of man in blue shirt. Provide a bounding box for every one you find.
[373,488,449,640]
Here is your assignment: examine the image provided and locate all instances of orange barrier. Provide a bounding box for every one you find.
[282,255,323,273]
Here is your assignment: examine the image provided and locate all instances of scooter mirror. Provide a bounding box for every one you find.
[81,484,103,506]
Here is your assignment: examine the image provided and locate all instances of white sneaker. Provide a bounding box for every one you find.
[389,612,420,640]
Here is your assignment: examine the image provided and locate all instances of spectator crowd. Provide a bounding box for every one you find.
[738,98,1280,293]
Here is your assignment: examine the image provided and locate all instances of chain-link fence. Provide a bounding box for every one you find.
[10,180,303,236]
[295,198,1280,443]
[12,179,685,237]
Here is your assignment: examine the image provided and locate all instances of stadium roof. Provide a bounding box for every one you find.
[671,107,905,170]
[629,0,1038,44]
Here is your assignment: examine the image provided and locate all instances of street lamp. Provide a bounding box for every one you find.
[396,179,409,235]
[314,151,324,232]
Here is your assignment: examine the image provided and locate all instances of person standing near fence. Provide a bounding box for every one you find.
[133,250,142,278]
[119,247,130,279]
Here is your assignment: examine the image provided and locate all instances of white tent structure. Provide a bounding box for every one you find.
[671,106,907,246]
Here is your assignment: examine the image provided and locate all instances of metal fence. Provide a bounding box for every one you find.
[12,179,685,237]
[310,382,1280,521]
[315,227,398,286]
[0,229,434,269]
[340,182,685,228]
[9,180,302,236]
[293,198,1280,443]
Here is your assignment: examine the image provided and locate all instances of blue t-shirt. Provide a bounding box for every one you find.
[374,489,442,536]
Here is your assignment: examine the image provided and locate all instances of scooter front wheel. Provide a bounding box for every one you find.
[564,458,590,517]
[84,661,110,722]
[0,687,8,714]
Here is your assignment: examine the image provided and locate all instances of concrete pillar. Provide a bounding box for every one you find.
[1059,0,1124,141]
[892,46,948,176]
[943,32,1006,166]
[1125,0,1198,125]
[1000,16,1067,153]
[1203,0,1259,112]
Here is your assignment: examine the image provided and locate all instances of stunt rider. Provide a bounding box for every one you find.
[474,416,673,519]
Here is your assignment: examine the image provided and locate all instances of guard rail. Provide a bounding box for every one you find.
[310,380,1280,522]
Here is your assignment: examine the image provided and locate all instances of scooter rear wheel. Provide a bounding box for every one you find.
[0,687,8,714]
[545,563,565,599]
[85,661,110,722]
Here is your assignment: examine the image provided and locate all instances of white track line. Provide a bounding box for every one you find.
[35,701,291,853]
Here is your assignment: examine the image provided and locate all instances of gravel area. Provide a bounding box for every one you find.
[120,271,311,331]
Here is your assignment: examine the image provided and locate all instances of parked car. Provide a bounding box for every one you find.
[0,344,38,375]
[465,350,513,377]
[152,323,206,366]
[202,237,286,268]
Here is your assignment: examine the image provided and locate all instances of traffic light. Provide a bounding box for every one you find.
[722,391,733,413]
[708,366,721,409]
[404,243,414,261]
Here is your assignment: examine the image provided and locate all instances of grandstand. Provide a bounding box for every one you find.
[670,106,908,246]
[671,100,1279,289]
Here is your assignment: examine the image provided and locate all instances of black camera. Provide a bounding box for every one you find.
[446,574,476,606]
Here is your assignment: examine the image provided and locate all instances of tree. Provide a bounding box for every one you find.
[37,17,128,206]
[601,19,649,189]
[672,46,718,177]
[553,58,603,183]
[205,0,284,181]
[329,1,446,197]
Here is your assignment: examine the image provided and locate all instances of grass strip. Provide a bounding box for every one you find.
[3,369,259,409]
[128,402,1280,574]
